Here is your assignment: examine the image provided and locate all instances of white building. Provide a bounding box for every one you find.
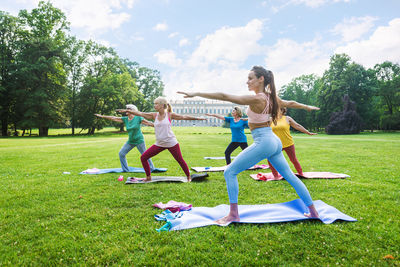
[169,99,247,127]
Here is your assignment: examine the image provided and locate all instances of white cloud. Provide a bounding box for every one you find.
[331,16,377,42]
[153,22,168,31]
[55,0,135,32]
[335,18,400,68]
[264,38,330,90]
[290,0,350,8]
[271,0,350,12]
[179,38,190,47]
[154,49,182,67]
[168,32,179,38]
[157,19,267,97]
[188,19,265,66]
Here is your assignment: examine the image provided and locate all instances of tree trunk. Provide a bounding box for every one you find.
[88,127,95,135]
[39,127,49,136]
[1,119,8,136]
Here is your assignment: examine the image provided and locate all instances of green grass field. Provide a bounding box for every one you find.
[0,127,399,266]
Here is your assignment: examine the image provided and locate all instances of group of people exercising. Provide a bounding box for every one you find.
[96,66,320,224]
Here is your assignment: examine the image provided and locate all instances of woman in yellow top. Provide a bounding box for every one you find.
[268,107,317,179]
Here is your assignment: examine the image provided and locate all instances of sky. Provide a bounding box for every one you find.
[1,0,400,99]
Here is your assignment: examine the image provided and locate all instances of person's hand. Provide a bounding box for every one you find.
[116,109,126,113]
[306,105,320,111]
[94,114,102,118]
[205,113,212,116]
[177,91,195,98]
[308,132,317,135]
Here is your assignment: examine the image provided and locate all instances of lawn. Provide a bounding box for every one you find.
[0,127,399,266]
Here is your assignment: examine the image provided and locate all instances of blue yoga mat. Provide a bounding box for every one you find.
[162,199,356,231]
[80,167,167,174]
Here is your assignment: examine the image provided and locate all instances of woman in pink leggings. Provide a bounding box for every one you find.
[117,97,205,182]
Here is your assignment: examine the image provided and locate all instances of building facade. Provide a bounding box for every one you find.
[169,99,247,127]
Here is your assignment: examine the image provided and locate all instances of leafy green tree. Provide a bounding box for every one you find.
[75,42,139,134]
[317,54,375,130]
[279,74,320,131]
[64,36,87,135]
[122,59,164,112]
[373,61,400,130]
[14,1,69,136]
[0,11,22,136]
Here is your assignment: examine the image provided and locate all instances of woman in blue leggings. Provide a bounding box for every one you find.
[178,66,319,225]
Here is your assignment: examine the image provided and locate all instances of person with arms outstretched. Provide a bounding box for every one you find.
[206,106,248,165]
[178,66,319,225]
[117,97,206,182]
[95,104,156,172]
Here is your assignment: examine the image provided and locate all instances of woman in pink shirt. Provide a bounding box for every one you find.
[117,97,205,182]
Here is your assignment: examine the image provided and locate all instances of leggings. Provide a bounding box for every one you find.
[119,142,155,172]
[141,143,190,177]
[224,127,313,206]
[268,144,303,177]
[225,142,248,164]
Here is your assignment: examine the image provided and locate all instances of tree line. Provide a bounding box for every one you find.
[2,2,399,137]
[0,1,164,136]
[279,54,400,132]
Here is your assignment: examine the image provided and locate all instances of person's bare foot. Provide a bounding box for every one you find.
[215,214,240,225]
[304,204,319,218]
[187,176,191,182]
[145,176,152,182]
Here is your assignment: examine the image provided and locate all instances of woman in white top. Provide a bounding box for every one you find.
[117,97,205,182]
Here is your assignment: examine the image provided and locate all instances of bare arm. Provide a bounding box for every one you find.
[141,119,154,127]
[278,97,319,111]
[288,116,317,135]
[116,109,155,120]
[205,113,225,120]
[171,113,207,121]
[177,91,263,106]
[95,114,123,123]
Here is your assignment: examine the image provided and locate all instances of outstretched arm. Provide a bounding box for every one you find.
[288,116,317,135]
[171,113,206,121]
[205,113,225,120]
[141,119,154,127]
[177,91,262,106]
[278,97,319,111]
[95,114,123,123]
[116,109,155,121]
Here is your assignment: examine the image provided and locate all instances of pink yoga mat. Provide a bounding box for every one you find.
[251,172,349,181]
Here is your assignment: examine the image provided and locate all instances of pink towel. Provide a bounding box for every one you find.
[153,200,192,212]
[250,173,284,181]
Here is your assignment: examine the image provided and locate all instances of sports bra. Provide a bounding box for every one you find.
[246,93,272,124]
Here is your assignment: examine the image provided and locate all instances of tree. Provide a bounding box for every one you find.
[75,42,139,134]
[279,74,320,131]
[122,59,164,112]
[317,54,375,130]
[15,1,69,136]
[373,61,400,130]
[326,95,362,134]
[0,12,21,136]
[64,36,87,135]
